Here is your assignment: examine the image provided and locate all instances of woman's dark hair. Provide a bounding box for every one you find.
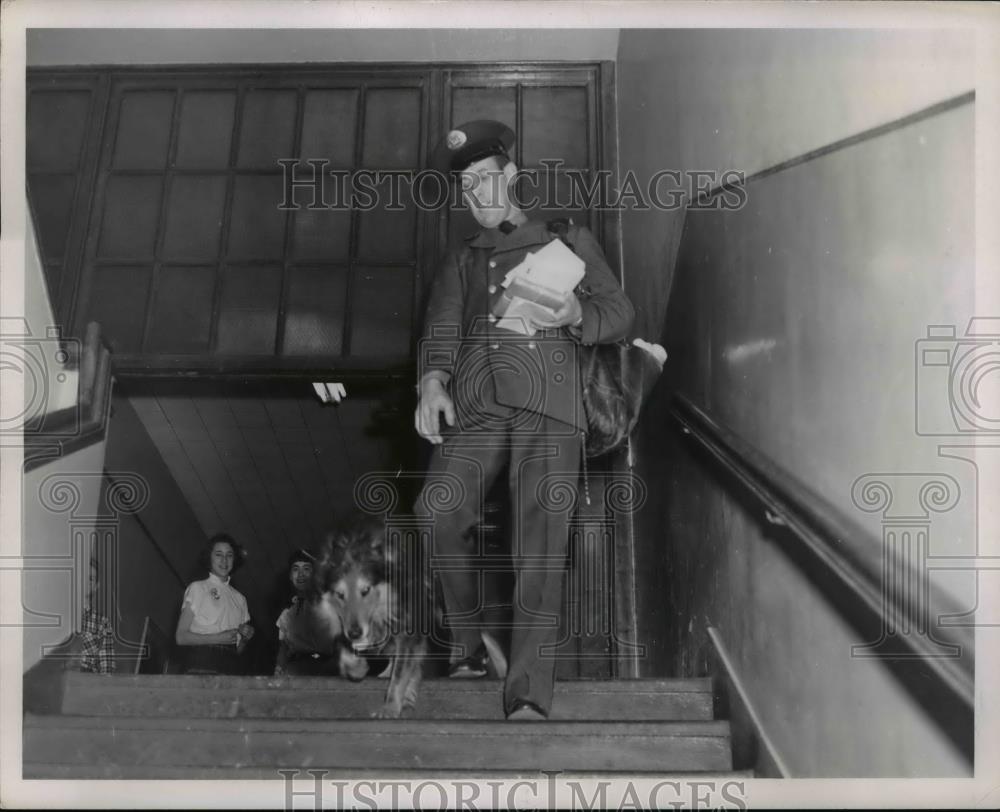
[273,548,318,610]
[287,548,315,570]
[199,532,246,575]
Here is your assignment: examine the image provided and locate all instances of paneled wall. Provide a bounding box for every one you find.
[25,72,106,325]
[26,63,615,376]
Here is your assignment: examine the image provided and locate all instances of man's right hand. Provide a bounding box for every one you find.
[415,376,455,444]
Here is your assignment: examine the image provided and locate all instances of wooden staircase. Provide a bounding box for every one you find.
[23,673,743,778]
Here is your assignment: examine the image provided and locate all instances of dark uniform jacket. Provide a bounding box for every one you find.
[420,218,635,432]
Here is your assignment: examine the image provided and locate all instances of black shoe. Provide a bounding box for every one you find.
[506,699,548,721]
[448,643,489,679]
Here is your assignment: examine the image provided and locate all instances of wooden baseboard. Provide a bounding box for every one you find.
[706,625,790,778]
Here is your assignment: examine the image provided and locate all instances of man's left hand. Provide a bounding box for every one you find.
[528,291,583,330]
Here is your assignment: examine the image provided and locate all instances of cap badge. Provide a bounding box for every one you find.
[446,130,467,151]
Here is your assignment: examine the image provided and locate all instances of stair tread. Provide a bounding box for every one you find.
[59,686,714,721]
[25,715,733,773]
[64,673,713,693]
[24,763,753,780]
[25,712,730,737]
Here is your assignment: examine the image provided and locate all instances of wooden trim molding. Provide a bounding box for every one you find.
[694,90,975,207]
[706,626,790,778]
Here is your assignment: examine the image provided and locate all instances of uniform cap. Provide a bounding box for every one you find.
[430,119,515,175]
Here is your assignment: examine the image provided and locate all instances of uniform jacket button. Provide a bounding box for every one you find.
[489,260,497,268]
[488,284,497,294]
[488,314,497,323]
[527,341,536,350]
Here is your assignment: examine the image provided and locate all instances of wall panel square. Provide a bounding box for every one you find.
[146,265,216,353]
[227,174,289,260]
[282,265,348,355]
[216,264,283,354]
[237,89,298,168]
[161,175,228,259]
[300,89,359,169]
[97,176,163,259]
[175,91,237,169]
[112,91,175,170]
[349,266,413,357]
[27,90,92,170]
[362,88,421,169]
[83,265,151,353]
[522,86,588,168]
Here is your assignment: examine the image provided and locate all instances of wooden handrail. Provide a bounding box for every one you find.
[23,321,113,471]
[670,393,974,754]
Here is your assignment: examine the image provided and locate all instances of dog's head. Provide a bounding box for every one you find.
[316,515,394,652]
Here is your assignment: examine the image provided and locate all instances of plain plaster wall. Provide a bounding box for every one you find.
[616,28,973,340]
[616,28,976,776]
[26,28,619,66]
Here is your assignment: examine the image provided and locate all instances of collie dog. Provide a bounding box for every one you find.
[316,515,430,718]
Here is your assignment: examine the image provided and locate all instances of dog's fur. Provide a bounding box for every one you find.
[315,515,430,718]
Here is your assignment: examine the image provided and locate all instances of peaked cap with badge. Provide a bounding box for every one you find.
[430,119,516,176]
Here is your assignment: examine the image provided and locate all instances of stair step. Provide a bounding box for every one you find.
[24,764,755,780]
[24,714,733,775]
[60,673,714,721]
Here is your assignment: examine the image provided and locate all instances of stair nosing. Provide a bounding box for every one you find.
[62,673,714,693]
[26,713,731,737]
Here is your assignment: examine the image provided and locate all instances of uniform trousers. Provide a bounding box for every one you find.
[415,393,581,716]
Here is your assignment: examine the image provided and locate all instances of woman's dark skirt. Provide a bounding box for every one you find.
[179,644,244,675]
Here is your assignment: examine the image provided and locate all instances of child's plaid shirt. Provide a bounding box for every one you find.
[79,608,115,674]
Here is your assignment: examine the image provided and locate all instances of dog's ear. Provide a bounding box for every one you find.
[317,531,345,575]
[378,528,398,569]
[322,529,351,553]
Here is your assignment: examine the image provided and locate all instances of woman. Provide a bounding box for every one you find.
[175,533,255,675]
[273,549,342,676]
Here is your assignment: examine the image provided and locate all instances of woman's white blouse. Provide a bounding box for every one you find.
[182,572,249,635]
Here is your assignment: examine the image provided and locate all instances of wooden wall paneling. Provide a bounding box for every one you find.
[73,79,155,348]
[174,89,238,168]
[84,263,151,354]
[272,85,303,360]
[25,174,75,298]
[415,69,445,327]
[146,265,216,354]
[596,61,621,281]
[281,265,349,356]
[122,86,178,360]
[442,66,604,248]
[215,264,283,355]
[36,64,609,374]
[27,71,110,327]
[350,79,428,362]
